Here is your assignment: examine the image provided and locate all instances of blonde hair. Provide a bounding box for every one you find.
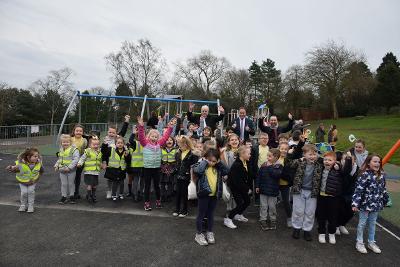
[238,145,250,157]
[60,134,72,144]
[147,129,160,139]
[177,135,194,150]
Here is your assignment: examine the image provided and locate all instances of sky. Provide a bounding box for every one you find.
[0,0,399,91]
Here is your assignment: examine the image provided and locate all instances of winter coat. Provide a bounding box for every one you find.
[256,163,283,197]
[193,160,228,198]
[227,158,253,195]
[322,157,352,196]
[173,150,199,181]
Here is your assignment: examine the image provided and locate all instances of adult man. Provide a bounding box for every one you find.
[231,107,255,142]
[187,103,225,132]
[258,113,294,148]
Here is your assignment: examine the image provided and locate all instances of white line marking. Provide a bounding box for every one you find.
[376,222,400,241]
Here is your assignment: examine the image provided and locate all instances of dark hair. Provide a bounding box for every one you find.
[361,153,383,177]
[355,139,366,147]
[292,130,302,141]
[204,148,220,160]
[71,124,84,136]
[18,147,40,162]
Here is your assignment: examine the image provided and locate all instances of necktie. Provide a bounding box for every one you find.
[240,119,245,140]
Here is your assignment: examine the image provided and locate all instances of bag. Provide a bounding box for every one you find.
[188,180,197,200]
[222,182,231,202]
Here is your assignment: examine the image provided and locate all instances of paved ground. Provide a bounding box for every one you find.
[0,153,399,267]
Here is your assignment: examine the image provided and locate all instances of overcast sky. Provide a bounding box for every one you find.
[0,0,399,90]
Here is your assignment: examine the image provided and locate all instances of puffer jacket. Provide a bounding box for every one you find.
[352,170,389,212]
[193,159,229,198]
[173,150,199,181]
[256,163,283,197]
[323,157,352,196]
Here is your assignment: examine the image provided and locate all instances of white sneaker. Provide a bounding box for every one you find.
[328,234,336,244]
[287,218,292,228]
[224,218,237,229]
[119,194,124,200]
[206,232,215,244]
[367,242,382,254]
[18,205,26,212]
[234,214,248,222]
[195,233,208,246]
[339,226,349,235]
[106,191,112,199]
[318,234,326,244]
[335,227,341,235]
[27,205,34,213]
[172,212,179,217]
[356,242,368,254]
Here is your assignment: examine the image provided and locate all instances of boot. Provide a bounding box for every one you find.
[91,188,97,203]
[292,229,300,239]
[304,231,312,241]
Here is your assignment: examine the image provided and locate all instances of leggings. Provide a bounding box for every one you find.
[74,166,83,196]
[175,179,189,213]
[143,168,161,202]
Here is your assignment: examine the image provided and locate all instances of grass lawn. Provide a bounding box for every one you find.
[308,115,400,165]
[380,190,400,227]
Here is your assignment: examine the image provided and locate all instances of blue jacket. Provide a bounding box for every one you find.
[193,159,229,198]
[256,163,283,197]
[352,170,389,212]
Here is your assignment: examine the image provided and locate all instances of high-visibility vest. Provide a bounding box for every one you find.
[15,160,42,183]
[83,148,102,172]
[162,148,177,163]
[59,146,77,166]
[108,147,126,170]
[129,141,144,168]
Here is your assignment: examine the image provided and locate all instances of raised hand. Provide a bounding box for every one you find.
[288,113,293,120]
[168,118,177,126]
[137,116,144,126]
[124,115,131,122]
[218,106,225,113]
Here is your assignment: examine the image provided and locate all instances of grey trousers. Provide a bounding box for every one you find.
[259,195,277,222]
[19,183,36,207]
[60,171,76,197]
[292,189,317,231]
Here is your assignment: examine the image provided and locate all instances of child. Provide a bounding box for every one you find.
[102,115,130,199]
[6,147,43,213]
[352,154,389,254]
[71,124,88,200]
[256,148,283,230]
[225,145,253,229]
[350,139,369,169]
[278,142,293,228]
[127,125,144,202]
[161,136,177,203]
[287,142,323,241]
[78,137,103,203]
[102,137,131,201]
[55,134,80,204]
[200,126,213,143]
[173,136,199,217]
[193,148,229,246]
[137,116,176,211]
[316,151,352,244]
[278,133,289,145]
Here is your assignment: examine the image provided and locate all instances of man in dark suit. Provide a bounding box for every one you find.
[187,103,225,132]
[258,113,294,148]
[231,107,255,142]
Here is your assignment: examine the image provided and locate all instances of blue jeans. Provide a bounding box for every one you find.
[356,211,378,243]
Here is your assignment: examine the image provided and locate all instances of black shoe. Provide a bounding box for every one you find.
[304,231,312,241]
[58,197,68,204]
[292,229,300,239]
[69,196,76,204]
[260,220,268,231]
[74,193,81,200]
[136,194,143,202]
[91,194,97,203]
[270,221,277,230]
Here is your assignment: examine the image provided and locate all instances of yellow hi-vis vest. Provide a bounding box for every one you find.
[108,147,126,170]
[162,148,177,163]
[83,148,102,172]
[15,160,42,183]
[129,141,143,168]
[59,146,77,167]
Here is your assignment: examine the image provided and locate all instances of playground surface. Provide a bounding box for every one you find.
[0,153,399,267]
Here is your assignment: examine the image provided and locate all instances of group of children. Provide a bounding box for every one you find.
[6,112,389,255]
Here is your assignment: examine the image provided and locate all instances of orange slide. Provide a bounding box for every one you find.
[382,139,400,165]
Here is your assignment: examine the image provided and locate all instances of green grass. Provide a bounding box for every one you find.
[308,115,400,165]
[380,191,400,227]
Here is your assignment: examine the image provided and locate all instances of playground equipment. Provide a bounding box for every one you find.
[383,139,400,165]
[228,109,239,125]
[348,134,357,143]
[256,103,269,132]
[57,91,220,143]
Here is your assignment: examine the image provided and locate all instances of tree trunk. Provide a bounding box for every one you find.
[331,98,339,119]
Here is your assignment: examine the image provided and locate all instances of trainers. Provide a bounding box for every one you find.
[112,196,118,201]
[292,229,300,239]
[356,242,368,254]
[172,212,179,217]
[106,191,112,199]
[287,218,292,228]
[339,226,349,235]
[304,231,312,241]
[155,200,162,209]
[270,221,277,230]
[367,242,381,254]
[27,205,34,213]
[18,205,26,212]
[58,197,68,204]
[224,218,237,229]
[179,213,188,218]
[260,220,268,231]
[206,232,215,244]
[335,227,341,235]
[195,233,208,246]
[329,234,336,244]
[69,196,76,204]
[119,194,124,200]
[318,234,326,244]
[125,192,133,197]
[234,214,249,222]
[144,202,152,211]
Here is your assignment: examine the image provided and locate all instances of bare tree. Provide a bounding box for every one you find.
[175,50,231,95]
[283,65,305,110]
[105,39,167,96]
[0,82,12,125]
[31,67,74,134]
[304,40,363,119]
[218,68,250,107]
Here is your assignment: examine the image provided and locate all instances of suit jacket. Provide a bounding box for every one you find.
[231,117,255,141]
[187,111,224,131]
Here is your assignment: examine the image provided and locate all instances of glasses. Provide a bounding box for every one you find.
[259,137,268,140]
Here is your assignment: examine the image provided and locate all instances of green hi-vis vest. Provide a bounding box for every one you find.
[162,148,177,163]
[15,160,42,183]
[83,148,102,172]
[108,147,126,170]
[129,141,143,168]
[59,146,77,166]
